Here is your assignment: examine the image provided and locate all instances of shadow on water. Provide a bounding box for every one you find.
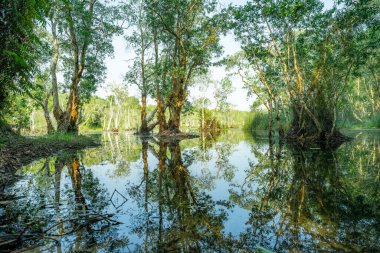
[0,130,379,252]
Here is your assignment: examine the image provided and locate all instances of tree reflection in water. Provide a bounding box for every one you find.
[230,134,380,252]
[0,153,128,252]
[126,139,234,252]
[1,131,379,252]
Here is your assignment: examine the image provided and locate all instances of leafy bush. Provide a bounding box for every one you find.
[243,111,290,132]
[199,110,222,134]
[366,112,380,128]
[243,111,270,131]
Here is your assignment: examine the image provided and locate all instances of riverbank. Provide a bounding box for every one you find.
[0,133,100,185]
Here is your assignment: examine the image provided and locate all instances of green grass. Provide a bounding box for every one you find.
[243,111,290,132]
[31,133,99,146]
[79,125,103,133]
[0,132,100,171]
[366,112,380,128]
[1,131,98,150]
[339,112,380,130]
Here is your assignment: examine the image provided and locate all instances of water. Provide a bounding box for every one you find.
[1,130,379,252]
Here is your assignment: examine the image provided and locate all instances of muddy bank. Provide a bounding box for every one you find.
[0,134,99,186]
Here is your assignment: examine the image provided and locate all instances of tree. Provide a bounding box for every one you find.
[104,85,130,131]
[214,77,234,128]
[336,0,380,127]
[124,0,158,134]
[46,0,120,133]
[230,0,376,143]
[192,72,214,131]
[149,0,222,135]
[225,50,288,138]
[0,0,47,130]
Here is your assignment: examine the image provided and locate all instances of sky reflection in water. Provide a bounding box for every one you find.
[2,130,379,252]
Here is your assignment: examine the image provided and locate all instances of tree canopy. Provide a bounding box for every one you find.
[0,0,379,141]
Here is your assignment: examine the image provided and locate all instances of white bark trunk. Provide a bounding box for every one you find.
[107,97,114,131]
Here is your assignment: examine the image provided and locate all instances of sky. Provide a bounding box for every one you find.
[100,0,335,111]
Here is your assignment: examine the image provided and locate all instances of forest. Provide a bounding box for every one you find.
[0,0,379,252]
[0,0,379,140]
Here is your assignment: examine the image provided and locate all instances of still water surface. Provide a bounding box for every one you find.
[2,130,380,252]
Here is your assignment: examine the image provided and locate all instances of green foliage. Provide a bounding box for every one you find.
[179,107,251,132]
[244,111,270,131]
[81,97,107,128]
[33,133,96,146]
[199,109,221,133]
[229,0,380,140]
[215,77,234,112]
[1,0,379,138]
[2,93,34,133]
[342,111,380,129]
[57,0,121,94]
[0,0,47,110]
[243,110,290,133]
[123,0,224,132]
[367,112,380,128]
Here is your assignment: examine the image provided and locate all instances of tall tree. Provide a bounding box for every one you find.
[124,0,157,134]
[336,0,380,126]
[214,77,234,127]
[225,51,287,138]
[230,0,376,143]
[149,0,222,135]
[192,72,214,131]
[47,0,120,133]
[0,0,47,130]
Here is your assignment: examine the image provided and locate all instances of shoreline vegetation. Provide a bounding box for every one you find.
[0,130,99,184]
[1,105,378,173]
[2,116,378,170]
[0,0,379,169]
[2,124,376,176]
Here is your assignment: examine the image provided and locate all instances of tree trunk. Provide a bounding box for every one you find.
[67,84,80,133]
[107,97,114,131]
[138,2,149,135]
[50,16,69,133]
[140,93,149,134]
[153,25,167,134]
[50,15,81,134]
[275,100,284,139]
[102,114,106,130]
[127,107,131,130]
[168,102,182,133]
[51,19,62,122]
[115,103,121,131]
[268,101,274,140]
[29,110,35,134]
[156,95,167,133]
[43,95,54,134]
[201,98,205,130]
